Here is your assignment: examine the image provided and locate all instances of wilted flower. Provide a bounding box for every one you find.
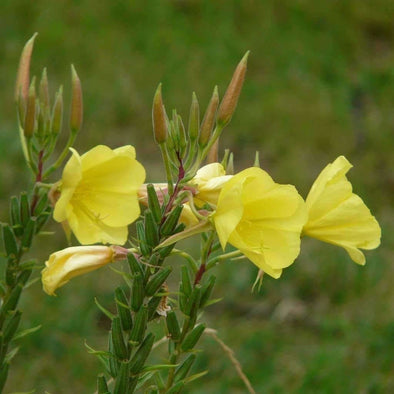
[213,167,307,278]
[42,245,127,295]
[303,156,381,264]
[53,145,146,245]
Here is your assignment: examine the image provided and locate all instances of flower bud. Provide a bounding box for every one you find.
[206,139,219,163]
[188,92,200,141]
[15,33,37,103]
[198,86,219,147]
[24,77,36,138]
[39,68,50,111]
[21,216,36,251]
[114,361,130,394]
[152,84,168,144]
[97,375,109,394]
[217,51,249,128]
[144,209,159,248]
[181,323,206,352]
[160,205,183,236]
[70,65,83,133]
[2,224,18,259]
[51,86,63,136]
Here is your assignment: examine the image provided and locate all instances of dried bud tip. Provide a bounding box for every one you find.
[15,32,38,102]
[253,151,260,168]
[70,64,83,133]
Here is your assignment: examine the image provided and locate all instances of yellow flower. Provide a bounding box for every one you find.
[42,245,127,295]
[213,167,307,278]
[192,163,232,207]
[53,145,146,245]
[303,156,381,264]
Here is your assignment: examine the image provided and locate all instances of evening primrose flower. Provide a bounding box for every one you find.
[42,245,128,295]
[53,145,146,245]
[303,156,381,264]
[213,167,307,278]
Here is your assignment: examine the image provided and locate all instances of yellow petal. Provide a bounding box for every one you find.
[42,246,114,295]
[213,167,307,277]
[304,156,381,264]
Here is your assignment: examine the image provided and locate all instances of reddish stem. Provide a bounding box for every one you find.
[194,263,206,285]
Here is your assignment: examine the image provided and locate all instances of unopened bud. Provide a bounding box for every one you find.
[51,86,63,136]
[39,68,50,110]
[206,139,219,163]
[15,33,38,102]
[199,86,219,147]
[152,84,168,144]
[24,77,36,138]
[217,51,249,127]
[70,65,83,133]
[188,92,200,141]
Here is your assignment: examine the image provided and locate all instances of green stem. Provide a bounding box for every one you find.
[160,143,174,195]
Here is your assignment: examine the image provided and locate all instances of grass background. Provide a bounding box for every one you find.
[0,0,393,392]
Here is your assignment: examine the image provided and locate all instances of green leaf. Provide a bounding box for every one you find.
[12,324,42,341]
[94,297,115,320]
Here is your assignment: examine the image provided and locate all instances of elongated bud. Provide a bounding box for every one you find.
[131,272,144,312]
[129,332,155,374]
[39,68,50,110]
[51,86,63,136]
[17,269,32,286]
[199,86,219,147]
[217,51,249,127]
[0,284,23,322]
[15,33,38,102]
[174,353,196,381]
[145,266,172,296]
[129,306,148,344]
[181,323,206,352]
[188,92,200,141]
[24,77,36,138]
[178,115,187,156]
[152,84,168,144]
[115,287,133,331]
[206,139,219,163]
[70,65,83,133]
[147,293,162,320]
[111,316,128,360]
[166,310,181,342]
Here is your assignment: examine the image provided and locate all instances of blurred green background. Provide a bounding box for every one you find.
[1,0,393,392]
